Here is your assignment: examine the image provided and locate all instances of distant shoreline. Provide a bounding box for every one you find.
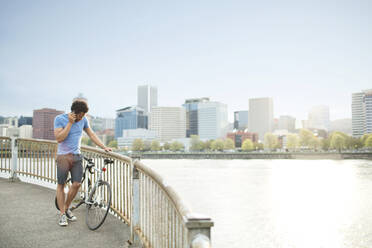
[121,152,372,160]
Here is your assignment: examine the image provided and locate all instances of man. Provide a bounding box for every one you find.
[54,100,112,226]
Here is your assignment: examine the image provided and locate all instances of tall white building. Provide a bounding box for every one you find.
[278,115,296,132]
[198,101,228,140]
[20,125,33,138]
[248,97,273,141]
[352,89,372,137]
[138,85,158,113]
[365,91,372,134]
[352,92,365,137]
[150,107,186,142]
[0,124,10,136]
[308,105,330,131]
[5,117,18,127]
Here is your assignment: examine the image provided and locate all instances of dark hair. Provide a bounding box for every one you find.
[71,101,89,114]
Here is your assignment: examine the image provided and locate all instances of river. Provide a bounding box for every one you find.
[143,159,372,248]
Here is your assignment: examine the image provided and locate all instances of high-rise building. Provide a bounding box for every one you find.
[198,101,228,140]
[234,111,249,130]
[18,116,33,127]
[307,105,330,131]
[365,91,372,134]
[90,117,115,132]
[352,89,372,137]
[33,108,64,140]
[330,119,352,135]
[137,85,158,113]
[150,107,186,142]
[115,106,147,138]
[5,117,18,127]
[278,115,296,132]
[20,125,33,138]
[248,97,273,141]
[103,118,115,130]
[182,97,210,137]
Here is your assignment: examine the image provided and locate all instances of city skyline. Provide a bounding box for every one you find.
[1,0,371,121]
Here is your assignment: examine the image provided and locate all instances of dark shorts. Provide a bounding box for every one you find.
[56,154,83,185]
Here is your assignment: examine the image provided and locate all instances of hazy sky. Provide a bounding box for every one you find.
[0,0,371,121]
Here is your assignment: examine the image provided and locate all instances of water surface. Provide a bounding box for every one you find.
[143,159,372,248]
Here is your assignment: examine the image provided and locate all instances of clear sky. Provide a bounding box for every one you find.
[0,0,371,121]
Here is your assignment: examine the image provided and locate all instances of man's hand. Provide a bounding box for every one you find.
[68,112,76,123]
[103,147,113,152]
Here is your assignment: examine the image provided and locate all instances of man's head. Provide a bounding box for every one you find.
[71,100,89,122]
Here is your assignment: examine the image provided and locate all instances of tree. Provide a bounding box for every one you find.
[203,140,213,151]
[346,137,363,150]
[132,138,144,151]
[330,133,346,152]
[321,138,330,151]
[150,140,161,151]
[81,137,93,146]
[143,141,151,151]
[224,138,235,150]
[299,129,314,147]
[105,135,115,146]
[211,139,224,151]
[163,142,170,151]
[253,142,264,150]
[365,136,372,148]
[170,141,184,151]
[309,136,321,150]
[190,135,203,151]
[361,134,372,146]
[242,139,254,151]
[264,133,278,150]
[107,140,118,149]
[286,134,299,151]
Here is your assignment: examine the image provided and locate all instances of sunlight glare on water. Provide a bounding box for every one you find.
[144,159,372,248]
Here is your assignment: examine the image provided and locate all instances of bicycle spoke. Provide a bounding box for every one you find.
[86,181,111,230]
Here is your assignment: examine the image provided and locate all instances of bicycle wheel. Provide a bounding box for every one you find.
[55,178,72,210]
[86,181,111,230]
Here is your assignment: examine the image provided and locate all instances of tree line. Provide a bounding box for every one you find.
[82,129,372,152]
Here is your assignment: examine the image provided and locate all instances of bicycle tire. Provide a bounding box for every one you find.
[55,178,72,211]
[86,181,111,230]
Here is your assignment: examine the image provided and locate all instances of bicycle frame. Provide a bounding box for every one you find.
[71,157,111,210]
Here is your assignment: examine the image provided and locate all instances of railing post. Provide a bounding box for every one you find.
[130,163,141,246]
[10,137,19,181]
[186,214,214,248]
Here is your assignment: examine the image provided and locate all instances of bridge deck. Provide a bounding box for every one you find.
[0,178,131,248]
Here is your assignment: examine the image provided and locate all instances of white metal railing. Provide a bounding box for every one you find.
[0,137,12,176]
[0,137,213,248]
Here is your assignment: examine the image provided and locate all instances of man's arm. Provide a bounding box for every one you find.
[54,113,76,143]
[84,127,112,152]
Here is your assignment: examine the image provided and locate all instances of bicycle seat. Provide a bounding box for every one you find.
[84,157,93,163]
[104,159,114,165]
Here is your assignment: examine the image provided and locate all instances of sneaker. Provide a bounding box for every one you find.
[65,209,77,222]
[59,214,68,226]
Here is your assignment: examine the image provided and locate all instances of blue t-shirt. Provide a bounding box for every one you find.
[54,114,89,155]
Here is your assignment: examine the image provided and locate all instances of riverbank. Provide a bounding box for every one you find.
[119,152,372,160]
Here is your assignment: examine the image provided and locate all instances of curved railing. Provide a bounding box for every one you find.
[0,137,11,176]
[0,137,213,247]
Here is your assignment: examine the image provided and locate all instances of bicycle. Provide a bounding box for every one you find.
[55,157,113,230]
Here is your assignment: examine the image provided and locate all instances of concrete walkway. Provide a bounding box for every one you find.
[0,178,131,248]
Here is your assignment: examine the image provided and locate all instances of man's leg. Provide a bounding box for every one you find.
[56,154,70,215]
[64,181,81,211]
[65,154,83,212]
[56,184,66,214]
